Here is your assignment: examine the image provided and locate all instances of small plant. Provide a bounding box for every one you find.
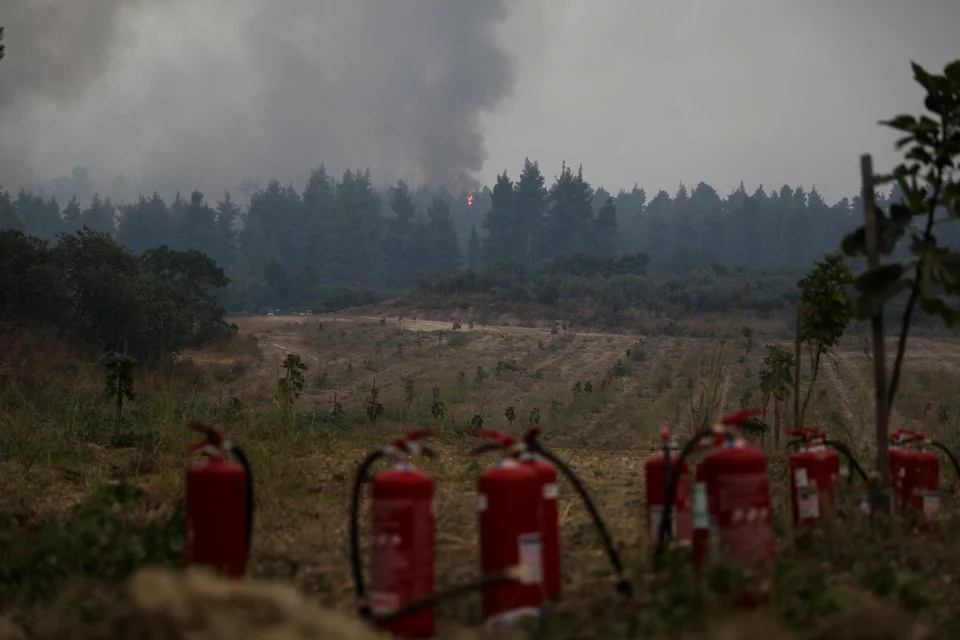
[277,353,308,407]
[528,407,541,427]
[104,352,137,441]
[332,394,345,418]
[452,319,462,331]
[795,253,853,427]
[404,378,416,406]
[317,321,325,333]
[610,358,631,378]
[458,370,466,385]
[538,338,545,351]
[340,329,347,340]
[551,323,559,336]
[379,316,386,331]
[584,381,593,393]
[374,341,383,357]
[759,344,795,449]
[395,343,404,358]
[572,381,583,402]
[475,366,487,383]
[366,380,385,422]
[470,413,484,429]
[505,405,516,427]
[313,371,330,389]
[468,320,475,330]
[431,398,446,424]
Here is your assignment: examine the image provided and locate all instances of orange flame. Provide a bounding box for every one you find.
[467,195,474,206]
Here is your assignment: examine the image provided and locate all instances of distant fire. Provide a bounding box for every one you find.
[467,195,474,206]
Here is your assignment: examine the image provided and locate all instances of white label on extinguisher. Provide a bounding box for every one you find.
[543,483,558,500]
[798,488,820,520]
[923,491,940,519]
[794,467,809,488]
[649,505,664,540]
[369,591,399,616]
[476,494,488,512]
[518,533,543,585]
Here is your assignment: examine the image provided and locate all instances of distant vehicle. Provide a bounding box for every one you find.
[267,312,275,317]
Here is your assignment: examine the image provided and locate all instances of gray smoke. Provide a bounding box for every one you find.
[0,0,527,196]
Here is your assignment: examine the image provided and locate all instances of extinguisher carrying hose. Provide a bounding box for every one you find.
[654,427,723,562]
[892,429,960,483]
[349,447,386,618]
[187,419,255,566]
[521,429,633,597]
[654,408,767,562]
[348,429,518,625]
[785,428,870,489]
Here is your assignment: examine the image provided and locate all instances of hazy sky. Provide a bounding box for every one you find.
[1,0,958,203]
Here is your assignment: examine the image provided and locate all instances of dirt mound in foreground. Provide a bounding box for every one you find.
[112,568,381,640]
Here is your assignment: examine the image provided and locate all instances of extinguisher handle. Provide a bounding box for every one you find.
[719,407,764,426]
[468,428,516,448]
[469,442,505,456]
[522,427,543,444]
[393,429,439,453]
[187,418,225,452]
[786,427,826,441]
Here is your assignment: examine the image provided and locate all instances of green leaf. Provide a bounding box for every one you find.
[841,228,866,257]
[918,297,960,327]
[881,115,918,132]
[854,263,907,295]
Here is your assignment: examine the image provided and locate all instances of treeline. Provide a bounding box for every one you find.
[0,228,233,364]
[4,158,949,315]
[416,255,805,322]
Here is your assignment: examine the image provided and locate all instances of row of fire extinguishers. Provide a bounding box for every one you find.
[180,418,631,639]
[347,427,632,638]
[180,413,960,636]
[646,409,960,577]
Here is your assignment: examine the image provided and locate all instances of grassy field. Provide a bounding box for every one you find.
[2,311,960,638]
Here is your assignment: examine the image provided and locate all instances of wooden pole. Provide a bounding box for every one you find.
[861,154,890,490]
[793,300,802,440]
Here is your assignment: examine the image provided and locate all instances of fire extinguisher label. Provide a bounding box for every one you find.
[543,483,558,500]
[649,505,664,540]
[798,487,820,520]
[369,591,400,616]
[518,533,543,585]
[923,491,940,519]
[794,467,809,488]
[476,494,488,512]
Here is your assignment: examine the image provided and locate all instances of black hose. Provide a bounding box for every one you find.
[229,444,255,564]
[527,441,632,597]
[655,429,716,562]
[929,440,960,483]
[661,438,673,547]
[349,448,385,618]
[822,440,870,488]
[373,570,516,626]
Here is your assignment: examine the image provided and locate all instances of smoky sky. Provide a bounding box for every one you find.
[0,0,958,203]
[0,0,528,195]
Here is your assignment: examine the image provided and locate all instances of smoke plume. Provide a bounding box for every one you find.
[0,0,525,196]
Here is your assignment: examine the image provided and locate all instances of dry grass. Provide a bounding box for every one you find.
[2,314,960,638]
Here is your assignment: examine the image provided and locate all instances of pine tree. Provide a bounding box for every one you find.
[424,197,462,273]
[468,225,481,270]
[214,191,240,268]
[593,196,618,255]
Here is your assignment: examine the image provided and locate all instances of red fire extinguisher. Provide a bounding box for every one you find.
[657,409,774,572]
[644,427,691,547]
[349,429,438,638]
[888,429,960,534]
[470,427,632,632]
[785,428,869,530]
[470,428,561,600]
[185,419,254,580]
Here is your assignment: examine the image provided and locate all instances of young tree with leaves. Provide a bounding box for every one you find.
[843,61,960,436]
[104,353,137,441]
[796,252,854,427]
[758,344,795,449]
